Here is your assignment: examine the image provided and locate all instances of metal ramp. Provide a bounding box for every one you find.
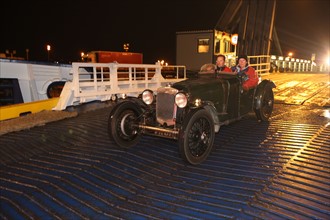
[1,105,329,219]
[53,62,186,110]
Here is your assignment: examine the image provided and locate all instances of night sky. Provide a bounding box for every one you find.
[1,0,329,64]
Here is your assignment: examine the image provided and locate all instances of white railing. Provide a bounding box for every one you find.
[53,62,186,110]
[248,55,271,75]
[226,55,271,75]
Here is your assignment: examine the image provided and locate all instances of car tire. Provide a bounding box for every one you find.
[108,101,142,148]
[255,85,274,121]
[179,109,215,165]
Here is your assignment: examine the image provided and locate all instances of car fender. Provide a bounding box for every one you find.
[110,98,145,116]
[254,80,276,110]
[202,102,221,133]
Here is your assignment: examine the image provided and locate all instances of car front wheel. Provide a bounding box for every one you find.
[108,101,142,148]
[179,109,215,165]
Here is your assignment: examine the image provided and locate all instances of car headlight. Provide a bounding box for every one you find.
[142,89,154,105]
[175,92,187,108]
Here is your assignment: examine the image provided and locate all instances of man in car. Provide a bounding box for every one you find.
[233,55,259,90]
[215,54,232,72]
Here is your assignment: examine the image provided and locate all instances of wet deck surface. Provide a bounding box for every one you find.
[1,103,329,219]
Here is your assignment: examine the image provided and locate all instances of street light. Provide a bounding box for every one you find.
[26,49,29,60]
[288,52,293,57]
[47,45,51,61]
[81,52,85,61]
[123,43,129,52]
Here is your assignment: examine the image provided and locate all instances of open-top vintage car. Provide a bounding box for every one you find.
[108,71,276,165]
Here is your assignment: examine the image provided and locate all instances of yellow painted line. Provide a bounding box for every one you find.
[0,98,60,121]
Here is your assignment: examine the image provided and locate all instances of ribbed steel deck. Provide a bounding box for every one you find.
[1,104,329,219]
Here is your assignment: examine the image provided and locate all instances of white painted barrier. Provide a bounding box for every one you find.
[53,62,186,110]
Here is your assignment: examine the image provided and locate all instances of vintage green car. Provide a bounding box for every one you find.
[108,72,276,165]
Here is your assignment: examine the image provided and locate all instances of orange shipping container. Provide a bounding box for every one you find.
[82,51,143,64]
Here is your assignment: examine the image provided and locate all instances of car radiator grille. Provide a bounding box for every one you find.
[156,87,178,126]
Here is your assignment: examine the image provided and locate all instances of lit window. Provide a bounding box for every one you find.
[198,39,209,53]
[224,40,235,53]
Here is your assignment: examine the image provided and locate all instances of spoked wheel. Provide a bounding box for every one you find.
[108,101,142,148]
[255,85,274,121]
[179,109,215,165]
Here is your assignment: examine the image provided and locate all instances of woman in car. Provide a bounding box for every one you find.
[233,55,259,90]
